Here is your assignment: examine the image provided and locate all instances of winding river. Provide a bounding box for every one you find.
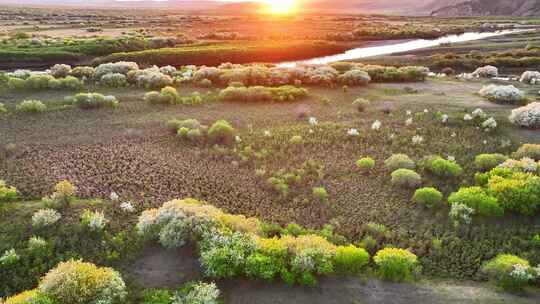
[278,29,533,67]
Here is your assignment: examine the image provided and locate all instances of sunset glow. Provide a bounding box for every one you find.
[262,0,297,15]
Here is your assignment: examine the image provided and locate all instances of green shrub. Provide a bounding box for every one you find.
[0,248,19,266]
[312,187,329,201]
[448,187,503,217]
[356,157,375,173]
[333,245,369,274]
[219,85,307,103]
[363,222,387,239]
[0,180,18,201]
[71,93,119,109]
[413,187,443,208]
[482,254,534,293]
[207,120,235,145]
[142,289,172,304]
[487,172,540,215]
[513,144,540,161]
[173,282,220,304]
[16,100,46,113]
[475,154,508,171]
[199,231,256,278]
[245,253,283,281]
[384,154,415,171]
[426,157,463,178]
[373,248,418,282]
[391,169,421,189]
[39,260,127,304]
[0,102,7,113]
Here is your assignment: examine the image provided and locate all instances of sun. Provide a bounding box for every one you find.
[262,0,297,15]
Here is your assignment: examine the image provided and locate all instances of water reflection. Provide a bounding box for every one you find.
[278,30,532,67]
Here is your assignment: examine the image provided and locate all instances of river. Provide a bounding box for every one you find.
[277,29,533,67]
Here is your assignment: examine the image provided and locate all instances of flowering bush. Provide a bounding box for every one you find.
[94,61,139,79]
[448,187,503,217]
[474,154,508,171]
[519,71,540,84]
[27,236,49,257]
[390,169,421,189]
[478,85,524,104]
[413,187,443,208]
[70,93,119,109]
[80,210,108,231]
[509,102,540,129]
[471,65,498,78]
[218,85,307,103]
[49,64,71,78]
[487,172,540,215]
[356,157,375,173]
[4,289,53,304]
[15,100,46,113]
[39,260,127,304]
[173,282,220,304]
[42,180,77,208]
[0,180,17,201]
[32,209,61,229]
[449,202,474,227]
[208,120,235,145]
[199,230,257,278]
[100,73,128,87]
[482,254,535,293]
[512,144,540,161]
[0,248,19,266]
[333,245,369,274]
[373,248,418,282]
[337,69,371,86]
[384,154,415,171]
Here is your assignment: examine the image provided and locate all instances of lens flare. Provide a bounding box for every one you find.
[262,0,297,15]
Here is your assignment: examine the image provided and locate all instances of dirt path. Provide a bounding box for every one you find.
[130,246,540,304]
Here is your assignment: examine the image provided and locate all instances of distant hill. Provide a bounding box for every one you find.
[431,0,540,17]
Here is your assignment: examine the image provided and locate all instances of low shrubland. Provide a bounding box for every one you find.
[218,85,308,103]
[66,93,119,109]
[145,87,205,106]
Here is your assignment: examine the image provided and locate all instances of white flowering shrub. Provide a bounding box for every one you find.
[80,210,108,231]
[479,85,524,104]
[482,117,498,131]
[32,209,61,229]
[49,64,72,78]
[70,93,119,109]
[193,67,223,83]
[337,69,371,86]
[94,61,139,80]
[509,102,540,128]
[471,65,498,78]
[173,282,220,304]
[70,66,95,79]
[390,169,421,189]
[100,73,128,87]
[0,248,19,266]
[519,71,540,84]
[119,201,135,213]
[482,254,536,292]
[449,202,474,227]
[7,69,33,79]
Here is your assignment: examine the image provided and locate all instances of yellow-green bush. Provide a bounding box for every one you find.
[39,260,126,304]
[333,245,369,274]
[373,248,418,282]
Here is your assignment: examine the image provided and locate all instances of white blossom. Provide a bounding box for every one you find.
[441,114,449,123]
[405,118,413,126]
[464,114,473,121]
[120,202,135,213]
[308,117,318,126]
[347,128,359,137]
[412,135,424,145]
[110,191,119,201]
[371,120,381,131]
